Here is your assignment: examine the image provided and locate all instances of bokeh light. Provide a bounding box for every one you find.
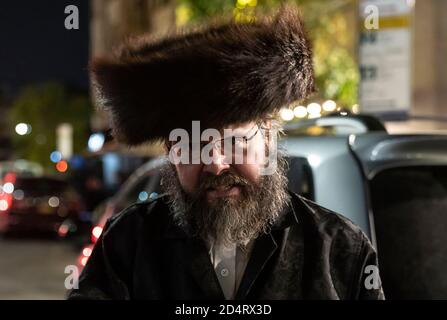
[293,106,308,118]
[56,160,68,173]
[88,133,105,152]
[15,123,32,135]
[280,108,294,121]
[3,182,14,194]
[322,100,337,112]
[50,151,62,163]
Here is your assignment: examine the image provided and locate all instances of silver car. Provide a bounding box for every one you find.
[282,114,447,299]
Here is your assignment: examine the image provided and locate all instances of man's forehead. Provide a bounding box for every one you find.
[184,121,258,137]
[217,121,257,135]
[166,119,268,145]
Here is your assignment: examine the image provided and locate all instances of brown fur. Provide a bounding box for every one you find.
[90,7,315,145]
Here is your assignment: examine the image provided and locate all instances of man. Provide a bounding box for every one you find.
[68,7,384,300]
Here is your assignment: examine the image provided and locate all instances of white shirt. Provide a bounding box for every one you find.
[207,240,255,300]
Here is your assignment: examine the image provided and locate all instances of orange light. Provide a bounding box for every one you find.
[56,160,68,173]
[91,226,103,243]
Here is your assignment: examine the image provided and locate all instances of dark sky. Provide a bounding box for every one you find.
[0,0,90,98]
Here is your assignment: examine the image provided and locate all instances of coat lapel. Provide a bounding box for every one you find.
[234,231,279,300]
[188,237,226,300]
[235,195,300,300]
[164,218,225,299]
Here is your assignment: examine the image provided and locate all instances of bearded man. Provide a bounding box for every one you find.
[68,7,384,300]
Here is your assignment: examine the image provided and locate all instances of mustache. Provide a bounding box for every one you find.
[197,171,252,193]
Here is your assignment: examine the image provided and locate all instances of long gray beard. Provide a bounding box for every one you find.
[160,154,290,247]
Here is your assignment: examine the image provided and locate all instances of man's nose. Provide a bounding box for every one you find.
[202,148,231,176]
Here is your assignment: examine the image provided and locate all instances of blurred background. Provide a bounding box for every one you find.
[0,0,446,299]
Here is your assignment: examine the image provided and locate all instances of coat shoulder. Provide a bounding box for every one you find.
[102,193,172,240]
[294,193,371,246]
[291,193,382,299]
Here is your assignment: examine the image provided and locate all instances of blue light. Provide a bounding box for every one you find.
[69,155,85,169]
[138,191,149,202]
[50,151,62,163]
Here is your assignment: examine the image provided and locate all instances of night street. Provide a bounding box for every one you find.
[0,238,78,299]
[0,0,447,304]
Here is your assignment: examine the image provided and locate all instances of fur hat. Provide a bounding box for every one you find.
[90,7,315,146]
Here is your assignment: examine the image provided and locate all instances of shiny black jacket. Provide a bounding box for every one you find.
[68,191,385,300]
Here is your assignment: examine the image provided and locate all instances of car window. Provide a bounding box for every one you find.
[286,156,314,201]
[116,169,162,210]
[118,175,151,209]
[142,172,162,196]
[370,166,447,299]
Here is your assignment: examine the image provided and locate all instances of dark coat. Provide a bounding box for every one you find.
[68,191,384,300]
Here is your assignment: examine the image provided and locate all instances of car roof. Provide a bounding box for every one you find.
[281,132,447,238]
[282,133,447,178]
[281,135,371,234]
[349,133,447,179]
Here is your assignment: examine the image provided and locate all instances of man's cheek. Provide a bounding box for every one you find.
[233,164,261,185]
[175,164,201,194]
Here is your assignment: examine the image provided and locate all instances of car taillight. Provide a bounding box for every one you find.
[57,224,69,237]
[79,256,89,267]
[78,245,93,267]
[0,194,12,213]
[0,172,16,213]
[0,199,9,212]
[91,226,103,243]
[4,173,17,185]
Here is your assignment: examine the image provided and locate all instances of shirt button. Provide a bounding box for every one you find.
[220,268,229,277]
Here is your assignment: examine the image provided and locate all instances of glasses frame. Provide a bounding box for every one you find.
[168,122,267,165]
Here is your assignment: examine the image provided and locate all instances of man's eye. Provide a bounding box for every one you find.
[230,136,246,147]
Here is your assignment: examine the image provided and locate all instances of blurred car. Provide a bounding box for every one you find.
[77,157,165,269]
[0,159,44,180]
[282,113,447,299]
[0,173,85,236]
[77,113,447,299]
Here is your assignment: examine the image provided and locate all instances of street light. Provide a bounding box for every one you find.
[88,133,105,152]
[293,106,308,119]
[322,100,337,112]
[307,103,322,119]
[280,108,294,121]
[15,123,31,135]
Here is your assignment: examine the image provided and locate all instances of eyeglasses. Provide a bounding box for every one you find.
[169,123,264,165]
